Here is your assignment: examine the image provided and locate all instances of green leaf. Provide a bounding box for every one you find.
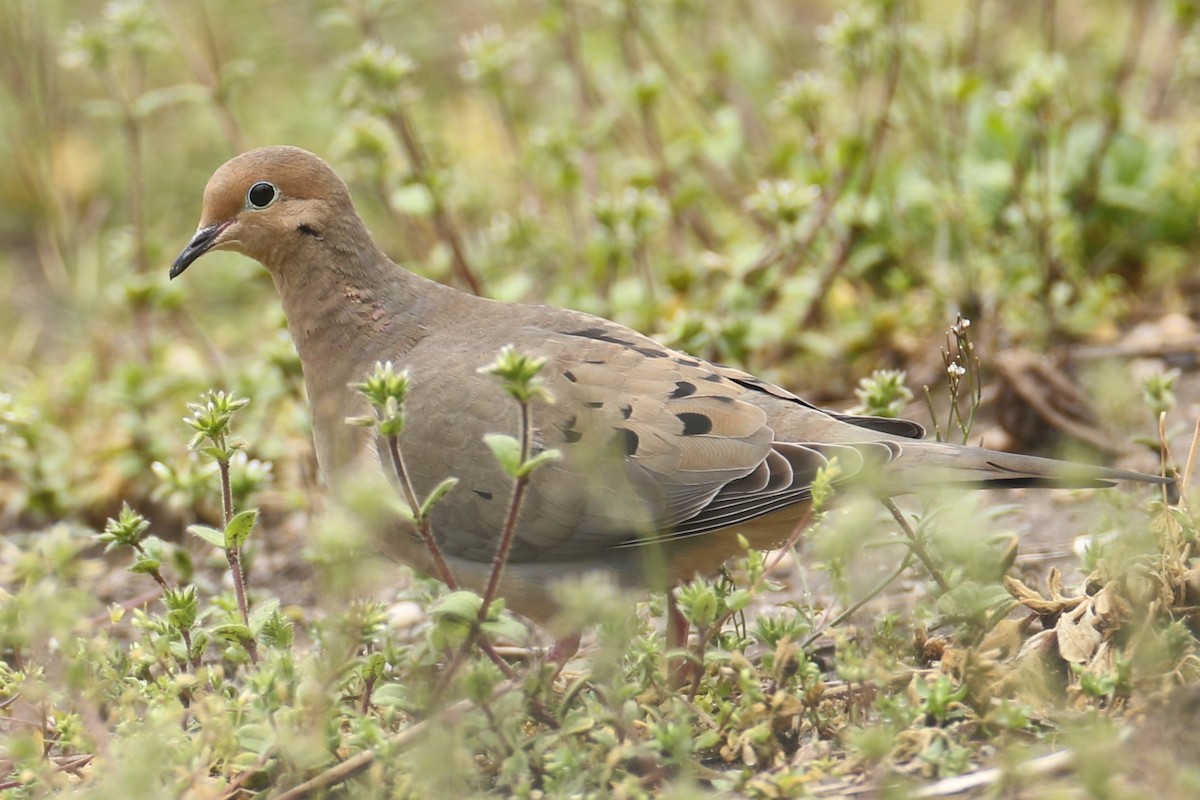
[689,586,719,628]
[129,557,160,575]
[237,723,274,755]
[387,495,417,525]
[363,652,386,679]
[480,612,527,645]
[726,589,751,612]
[371,683,408,708]
[224,509,258,549]
[200,445,229,461]
[378,415,405,437]
[562,714,596,735]
[389,183,434,216]
[484,433,523,477]
[248,598,280,635]
[130,84,208,118]
[418,477,459,519]
[187,524,226,550]
[464,662,501,704]
[516,448,562,478]
[212,623,253,642]
[430,590,484,622]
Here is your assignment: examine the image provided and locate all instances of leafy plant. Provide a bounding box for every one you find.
[1,0,1197,796]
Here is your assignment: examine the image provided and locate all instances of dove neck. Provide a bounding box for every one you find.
[276,236,435,354]
[274,242,446,474]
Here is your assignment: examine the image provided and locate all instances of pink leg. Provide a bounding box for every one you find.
[667,589,689,650]
[547,632,581,666]
[666,589,698,689]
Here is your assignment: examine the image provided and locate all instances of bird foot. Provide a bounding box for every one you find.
[546,633,582,670]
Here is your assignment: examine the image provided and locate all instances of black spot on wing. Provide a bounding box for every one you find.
[474,489,493,500]
[564,327,667,358]
[703,373,723,383]
[620,403,633,419]
[560,415,583,443]
[563,370,578,383]
[671,381,697,398]
[585,401,603,409]
[677,412,713,436]
[566,327,632,346]
[613,427,639,456]
[834,413,925,438]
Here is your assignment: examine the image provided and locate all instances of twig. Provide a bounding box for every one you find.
[761,509,814,581]
[1073,0,1151,215]
[884,498,950,593]
[481,401,532,616]
[347,13,483,296]
[158,0,248,152]
[912,748,1075,796]
[383,434,458,591]
[796,10,904,327]
[1042,0,1057,53]
[1180,417,1199,497]
[1146,5,1194,118]
[273,694,482,800]
[801,550,915,650]
[219,747,275,800]
[384,107,483,296]
[0,754,95,793]
[130,542,201,671]
[627,1,713,126]
[558,0,599,203]
[88,588,162,625]
[434,399,539,692]
[218,455,257,663]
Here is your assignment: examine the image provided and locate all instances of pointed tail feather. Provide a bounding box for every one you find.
[880,441,1171,493]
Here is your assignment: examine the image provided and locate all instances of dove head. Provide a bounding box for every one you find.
[171,146,366,279]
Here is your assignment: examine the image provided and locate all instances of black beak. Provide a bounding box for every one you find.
[170,222,227,279]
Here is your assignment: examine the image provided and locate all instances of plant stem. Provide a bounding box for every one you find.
[558,0,599,201]
[383,106,483,296]
[383,433,458,591]
[433,399,540,696]
[132,543,201,671]
[1073,0,1151,216]
[361,672,376,714]
[480,401,532,618]
[219,454,257,663]
[797,13,904,329]
[801,551,915,650]
[274,694,481,800]
[884,499,950,593]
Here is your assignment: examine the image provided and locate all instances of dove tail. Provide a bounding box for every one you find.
[883,441,1171,493]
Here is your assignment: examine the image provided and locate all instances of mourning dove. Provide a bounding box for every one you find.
[171,146,1169,624]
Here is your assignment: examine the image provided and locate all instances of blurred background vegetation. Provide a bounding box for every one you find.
[3,0,1198,525]
[1,0,1198,796]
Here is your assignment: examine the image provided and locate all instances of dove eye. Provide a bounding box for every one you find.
[246,181,278,209]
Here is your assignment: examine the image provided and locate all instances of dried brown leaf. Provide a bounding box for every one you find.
[1004,575,1084,616]
[979,616,1031,660]
[1055,602,1101,664]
